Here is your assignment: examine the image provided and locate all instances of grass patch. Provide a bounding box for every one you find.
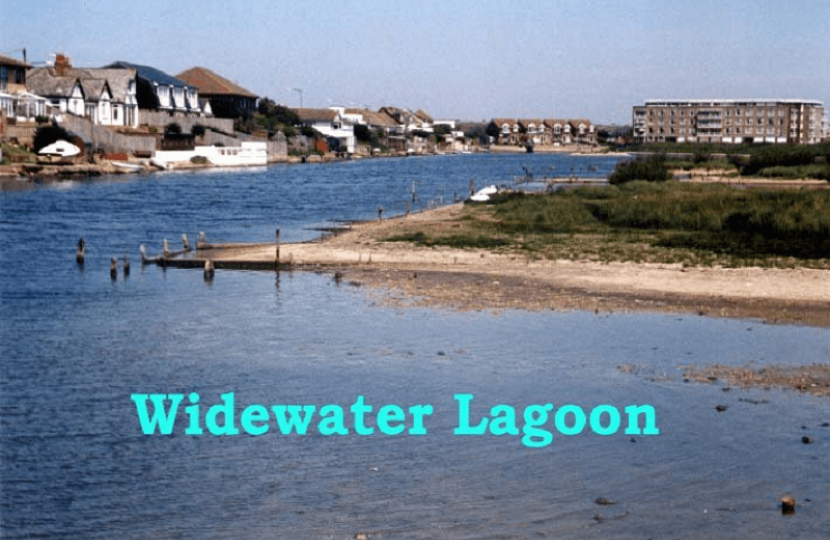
[385,183,830,268]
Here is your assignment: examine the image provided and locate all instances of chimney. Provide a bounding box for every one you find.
[55,54,72,77]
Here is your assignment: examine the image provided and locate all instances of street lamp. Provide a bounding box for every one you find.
[291,88,303,108]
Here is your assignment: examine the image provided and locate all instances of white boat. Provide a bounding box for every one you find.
[111,162,142,172]
[152,142,268,168]
[470,185,498,202]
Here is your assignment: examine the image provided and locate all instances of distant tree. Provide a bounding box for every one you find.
[354,123,373,143]
[485,122,501,140]
[433,124,452,137]
[165,122,182,135]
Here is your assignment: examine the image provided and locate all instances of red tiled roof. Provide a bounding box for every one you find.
[176,66,257,98]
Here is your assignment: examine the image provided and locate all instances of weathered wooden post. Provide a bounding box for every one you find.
[139,244,147,264]
[469,177,476,198]
[163,239,170,258]
[123,254,130,277]
[76,238,85,265]
[275,228,281,269]
[378,206,383,221]
[204,260,215,281]
[182,234,190,251]
[110,257,118,280]
[197,231,206,249]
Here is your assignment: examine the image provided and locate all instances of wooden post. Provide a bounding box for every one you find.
[275,228,281,269]
[204,260,215,280]
[182,234,190,251]
[110,257,118,280]
[163,239,170,258]
[197,231,206,249]
[123,254,130,277]
[76,238,85,265]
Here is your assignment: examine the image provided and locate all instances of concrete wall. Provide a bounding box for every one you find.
[140,111,235,134]
[61,115,156,155]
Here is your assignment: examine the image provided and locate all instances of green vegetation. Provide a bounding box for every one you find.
[385,184,830,268]
[236,97,300,136]
[609,154,671,185]
[1,143,35,164]
[626,143,830,181]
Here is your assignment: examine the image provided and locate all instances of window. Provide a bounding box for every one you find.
[113,108,119,121]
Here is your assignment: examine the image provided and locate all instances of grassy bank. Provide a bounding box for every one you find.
[386,183,830,269]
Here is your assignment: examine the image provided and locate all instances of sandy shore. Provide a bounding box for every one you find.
[189,203,830,327]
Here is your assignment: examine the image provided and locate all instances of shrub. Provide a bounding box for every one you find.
[609,154,671,185]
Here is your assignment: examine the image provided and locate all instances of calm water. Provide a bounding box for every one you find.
[2,154,829,539]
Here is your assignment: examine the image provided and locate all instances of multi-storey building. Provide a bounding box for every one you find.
[633,99,825,145]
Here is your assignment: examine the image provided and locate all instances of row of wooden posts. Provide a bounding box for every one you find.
[75,229,284,281]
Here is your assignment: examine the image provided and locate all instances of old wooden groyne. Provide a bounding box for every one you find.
[139,231,292,272]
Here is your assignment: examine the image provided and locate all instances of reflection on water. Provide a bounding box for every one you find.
[2,156,829,538]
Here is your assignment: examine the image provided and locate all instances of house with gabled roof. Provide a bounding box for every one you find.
[28,58,139,127]
[176,66,257,119]
[26,68,86,118]
[544,119,572,145]
[105,61,203,117]
[568,119,596,145]
[0,53,29,94]
[294,108,355,153]
[487,118,521,145]
[518,118,549,145]
[80,79,113,125]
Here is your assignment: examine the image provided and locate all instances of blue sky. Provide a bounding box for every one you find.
[2,0,828,123]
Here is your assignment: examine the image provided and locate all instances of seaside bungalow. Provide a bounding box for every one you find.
[27,55,140,127]
[488,118,521,145]
[26,70,86,118]
[80,79,113,125]
[0,54,29,94]
[569,119,596,145]
[176,66,257,119]
[379,107,434,134]
[105,61,203,117]
[354,108,399,134]
[544,119,572,145]
[294,108,355,153]
[0,54,49,122]
[518,119,547,145]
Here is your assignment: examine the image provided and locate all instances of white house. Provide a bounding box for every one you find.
[106,61,205,117]
[295,108,356,153]
[27,70,86,117]
[81,79,113,125]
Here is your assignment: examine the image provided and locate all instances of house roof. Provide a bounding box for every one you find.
[294,108,337,123]
[26,68,83,98]
[544,119,569,128]
[80,79,111,102]
[105,61,189,88]
[518,118,544,128]
[345,108,399,129]
[414,109,433,124]
[491,118,517,126]
[0,54,29,68]
[175,66,257,98]
[74,69,136,102]
[569,118,593,127]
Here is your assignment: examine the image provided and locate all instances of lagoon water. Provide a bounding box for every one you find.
[2,154,829,539]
